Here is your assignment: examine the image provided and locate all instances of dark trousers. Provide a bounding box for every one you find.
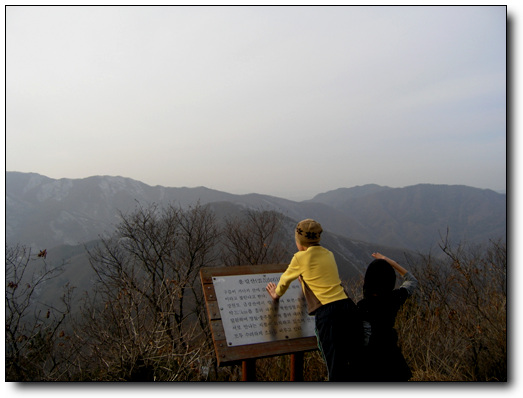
[314,298,363,381]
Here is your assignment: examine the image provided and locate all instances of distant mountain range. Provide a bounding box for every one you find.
[6,172,506,253]
[5,172,506,311]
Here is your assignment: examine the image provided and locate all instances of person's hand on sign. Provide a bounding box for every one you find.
[266,282,280,301]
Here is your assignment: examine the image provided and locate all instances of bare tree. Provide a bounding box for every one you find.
[172,202,220,346]
[5,244,73,380]
[396,237,507,381]
[221,208,288,266]
[77,202,219,380]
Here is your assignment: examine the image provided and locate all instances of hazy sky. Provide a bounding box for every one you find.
[6,5,506,200]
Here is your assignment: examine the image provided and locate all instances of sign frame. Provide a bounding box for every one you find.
[200,264,318,367]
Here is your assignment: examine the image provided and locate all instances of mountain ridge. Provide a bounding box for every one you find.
[6,172,506,252]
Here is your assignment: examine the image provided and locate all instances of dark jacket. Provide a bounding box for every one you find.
[357,272,418,381]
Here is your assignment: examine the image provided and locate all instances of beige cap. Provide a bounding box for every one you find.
[295,219,323,246]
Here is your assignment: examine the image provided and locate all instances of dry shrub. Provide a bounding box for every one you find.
[394,239,506,381]
[7,201,506,382]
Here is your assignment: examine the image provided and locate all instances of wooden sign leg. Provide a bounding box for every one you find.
[242,359,257,381]
[290,352,304,381]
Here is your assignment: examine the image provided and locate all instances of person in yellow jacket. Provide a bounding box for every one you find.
[266,219,363,381]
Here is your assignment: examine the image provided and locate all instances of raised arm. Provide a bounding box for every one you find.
[372,252,408,277]
[372,252,418,295]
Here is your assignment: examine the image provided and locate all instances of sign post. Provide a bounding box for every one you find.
[200,264,318,381]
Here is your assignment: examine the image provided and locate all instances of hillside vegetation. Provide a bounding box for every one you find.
[5,203,506,381]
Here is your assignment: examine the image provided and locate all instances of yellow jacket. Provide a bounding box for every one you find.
[276,246,348,314]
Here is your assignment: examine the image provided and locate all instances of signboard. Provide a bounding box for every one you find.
[212,273,315,347]
[200,264,319,366]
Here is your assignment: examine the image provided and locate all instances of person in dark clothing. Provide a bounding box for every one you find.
[357,252,418,382]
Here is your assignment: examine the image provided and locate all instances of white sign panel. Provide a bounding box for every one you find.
[212,273,316,347]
